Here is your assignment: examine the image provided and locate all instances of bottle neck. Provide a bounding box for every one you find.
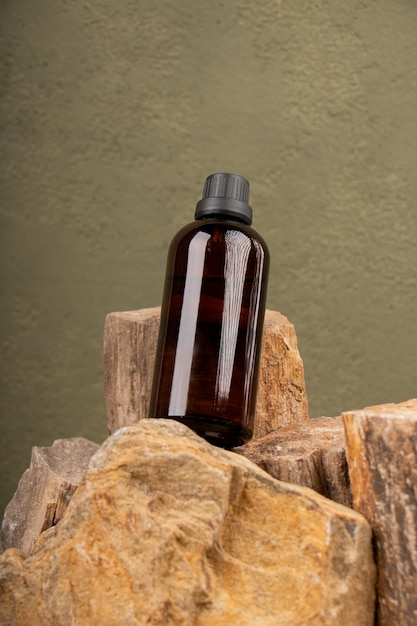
[196,213,248,225]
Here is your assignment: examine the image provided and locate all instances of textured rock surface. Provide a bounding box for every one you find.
[254,309,309,436]
[0,438,99,554]
[343,399,417,626]
[0,420,375,626]
[235,416,351,507]
[104,307,160,433]
[104,307,309,438]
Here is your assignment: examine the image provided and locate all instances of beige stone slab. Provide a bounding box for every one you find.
[103,307,309,438]
[234,415,351,507]
[103,307,161,434]
[0,420,375,626]
[343,399,417,626]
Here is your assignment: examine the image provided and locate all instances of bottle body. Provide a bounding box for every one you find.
[149,219,269,448]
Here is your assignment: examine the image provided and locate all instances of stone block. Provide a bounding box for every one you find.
[103,307,309,438]
[0,437,99,554]
[343,399,417,626]
[235,415,351,507]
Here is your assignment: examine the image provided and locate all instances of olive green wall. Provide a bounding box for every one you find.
[1,0,417,515]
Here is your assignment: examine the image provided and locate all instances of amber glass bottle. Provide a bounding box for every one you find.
[149,173,269,448]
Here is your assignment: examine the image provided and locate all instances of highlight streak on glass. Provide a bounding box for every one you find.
[168,230,211,416]
[243,240,264,418]
[215,230,252,405]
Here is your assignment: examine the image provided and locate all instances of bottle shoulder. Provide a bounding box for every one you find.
[169,220,269,255]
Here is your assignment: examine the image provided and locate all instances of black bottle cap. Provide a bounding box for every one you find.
[195,173,253,225]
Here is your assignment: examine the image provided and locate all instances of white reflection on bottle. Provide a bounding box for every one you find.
[168,230,211,416]
[215,230,252,405]
[243,239,264,418]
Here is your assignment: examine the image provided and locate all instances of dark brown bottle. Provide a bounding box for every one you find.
[149,173,269,448]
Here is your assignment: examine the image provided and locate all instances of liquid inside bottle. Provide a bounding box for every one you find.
[149,174,269,448]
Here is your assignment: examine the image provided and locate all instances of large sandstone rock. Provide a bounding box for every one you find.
[0,437,99,554]
[343,399,417,626]
[235,416,352,507]
[0,420,375,626]
[104,307,309,438]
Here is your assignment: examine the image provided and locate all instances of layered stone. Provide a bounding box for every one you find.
[343,399,417,626]
[235,415,351,507]
[0,437,99,554]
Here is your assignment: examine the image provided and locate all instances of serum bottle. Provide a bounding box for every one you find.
[149,173,269,448]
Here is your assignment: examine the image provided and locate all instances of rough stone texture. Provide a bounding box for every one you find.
[254,309,309,437]
[235,416,351,507]
[0,438,99,555]
[104,307,160,433]
[343,399,417,626]
[0,420,375,626]
[104,307,309,438]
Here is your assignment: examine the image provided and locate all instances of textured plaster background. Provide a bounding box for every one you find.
[1,0,417,515]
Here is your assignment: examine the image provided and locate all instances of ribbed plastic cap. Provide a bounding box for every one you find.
[195,173,252,225]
